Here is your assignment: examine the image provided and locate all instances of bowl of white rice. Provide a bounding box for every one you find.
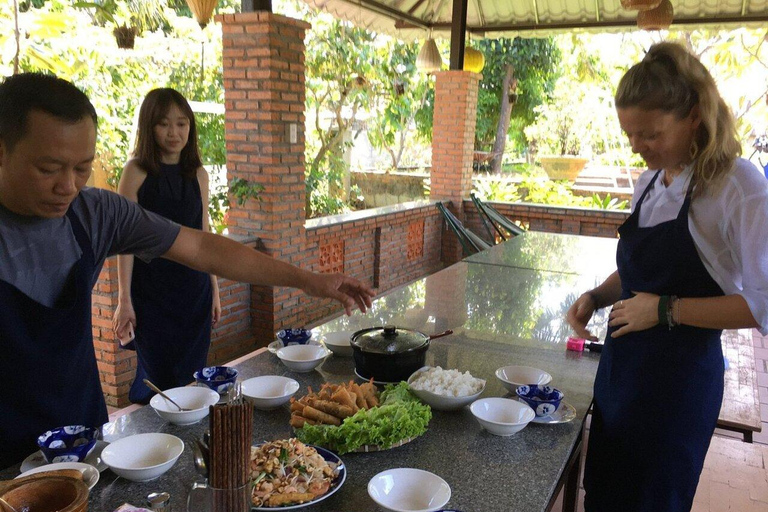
[407,366,486,411]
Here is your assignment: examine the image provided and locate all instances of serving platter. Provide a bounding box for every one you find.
[20,440,109,473]
[353,435,419,453]
[251,445,346,510]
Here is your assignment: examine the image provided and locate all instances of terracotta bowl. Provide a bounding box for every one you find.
[1,475,88,512]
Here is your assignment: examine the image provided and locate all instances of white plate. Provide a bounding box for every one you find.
[16,461,100,490]
[267,338,325,354]
[353,368,401,386]
[518,399,577,424]
[21,440,109,473]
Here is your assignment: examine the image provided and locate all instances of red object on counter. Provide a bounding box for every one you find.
[566,336,585,352]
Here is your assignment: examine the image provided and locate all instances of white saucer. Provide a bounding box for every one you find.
[517,399,576,424]
[21,440,109,473]
[17,461,100,490]
[268,338,325,354]
[353,368,400,386]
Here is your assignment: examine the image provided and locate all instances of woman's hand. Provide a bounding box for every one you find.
[566,293,600,341]
[608,291,659,337]
[303,273,375,316]
[212,290,221,326]
[113,300,137,346]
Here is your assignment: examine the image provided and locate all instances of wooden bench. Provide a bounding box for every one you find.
[718,328,762,443]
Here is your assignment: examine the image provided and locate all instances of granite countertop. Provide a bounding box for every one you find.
[2,233,610,512]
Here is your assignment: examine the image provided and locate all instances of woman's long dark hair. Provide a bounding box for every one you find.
[133,88,202,179]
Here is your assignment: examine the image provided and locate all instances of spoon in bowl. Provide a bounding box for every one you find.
[143,379,192,411]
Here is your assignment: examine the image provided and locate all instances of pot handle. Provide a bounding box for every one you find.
[428,330,453,341]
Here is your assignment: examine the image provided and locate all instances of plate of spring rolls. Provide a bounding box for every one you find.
[290,380,431,454]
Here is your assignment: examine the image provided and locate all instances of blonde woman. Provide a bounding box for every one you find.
[567,42,768,511]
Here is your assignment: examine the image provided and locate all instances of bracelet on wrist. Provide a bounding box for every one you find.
[658,295,670,327]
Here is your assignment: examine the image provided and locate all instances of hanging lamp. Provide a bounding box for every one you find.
[637,0,674,30]
[620,0,661,10]
[185,0,218,29]
[416,36,443,72]
[463,47,485,73]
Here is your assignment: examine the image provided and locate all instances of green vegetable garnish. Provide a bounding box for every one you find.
[295,382,431,454]
[278,447,288,462]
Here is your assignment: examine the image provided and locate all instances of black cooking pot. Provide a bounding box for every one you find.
[350,326,452,383]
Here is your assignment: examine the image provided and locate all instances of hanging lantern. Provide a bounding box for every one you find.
[637,0,674,30]
[185,0,218,29]
[620,0,661,10]
[463,47,485,73]
[416,38,443,72]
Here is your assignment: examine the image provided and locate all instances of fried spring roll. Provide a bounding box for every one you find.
[290,401,305,414]
[349,383,368,410]
[331,386,359,413]
[308,398,354,419]
[302,405,342,426]
[289,414,316,428]
[360,382,379,408]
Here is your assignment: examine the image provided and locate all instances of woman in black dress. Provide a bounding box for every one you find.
[113,88,221,404]
[567,42,768,511]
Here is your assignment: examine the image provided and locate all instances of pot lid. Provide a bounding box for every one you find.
[351,325,428,354]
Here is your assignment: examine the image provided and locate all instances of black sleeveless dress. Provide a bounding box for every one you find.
[127,162,212,404]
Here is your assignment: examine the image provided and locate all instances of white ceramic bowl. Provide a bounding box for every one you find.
[149,386,220,425]
[241,375,300,410]
[276,344,329,373]
[495,365,552,393]
[406,367,486,411]
[368,468,451,512]
[469,397,535,436]
[321,330,354,357]
[101,433,183,482]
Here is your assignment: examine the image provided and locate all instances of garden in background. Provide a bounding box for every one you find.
[4,0,768,228]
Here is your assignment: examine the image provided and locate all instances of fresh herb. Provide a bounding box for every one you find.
[278,447,288,463]
[253,471,267,484]
[296,464,307,474]
[295,382,431,454]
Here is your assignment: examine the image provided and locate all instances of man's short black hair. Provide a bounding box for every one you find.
[0,72,98,152]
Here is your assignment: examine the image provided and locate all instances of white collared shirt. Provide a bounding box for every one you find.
[631,158,768,334]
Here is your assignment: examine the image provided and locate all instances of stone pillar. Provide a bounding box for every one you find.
[430,71,480,264]
[219,12,311,343]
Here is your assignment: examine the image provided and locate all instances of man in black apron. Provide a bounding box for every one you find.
[0,73,374,469]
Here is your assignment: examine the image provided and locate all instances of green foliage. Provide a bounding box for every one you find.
[472,176,521,203]
[589,193,628,210]
[208,177,264,233]
[519,178,592,208]
[474,38,561,152]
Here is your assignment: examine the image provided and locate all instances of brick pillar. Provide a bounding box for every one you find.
[92,257,136,408]
[219,12,310,344]
[430,71,480,264]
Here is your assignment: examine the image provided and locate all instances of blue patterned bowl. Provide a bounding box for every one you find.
[193,366,238,395]
[36,425,99,463]
[276,328,313,346]
[516,385,564,417]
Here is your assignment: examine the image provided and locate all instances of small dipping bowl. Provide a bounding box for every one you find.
[36,425,99,464]
[276,344,329,373]
[515,385,564,417]
[368,468,451,512]
[149,386,220,425]
[469,397,535,436]
[101,433,184,482]
[241,375,300,410]
[495,365,552,393]
[276,328,313,346]
[193,366,238,395]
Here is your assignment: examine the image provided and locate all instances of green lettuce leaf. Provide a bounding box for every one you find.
[295,382,431,454]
